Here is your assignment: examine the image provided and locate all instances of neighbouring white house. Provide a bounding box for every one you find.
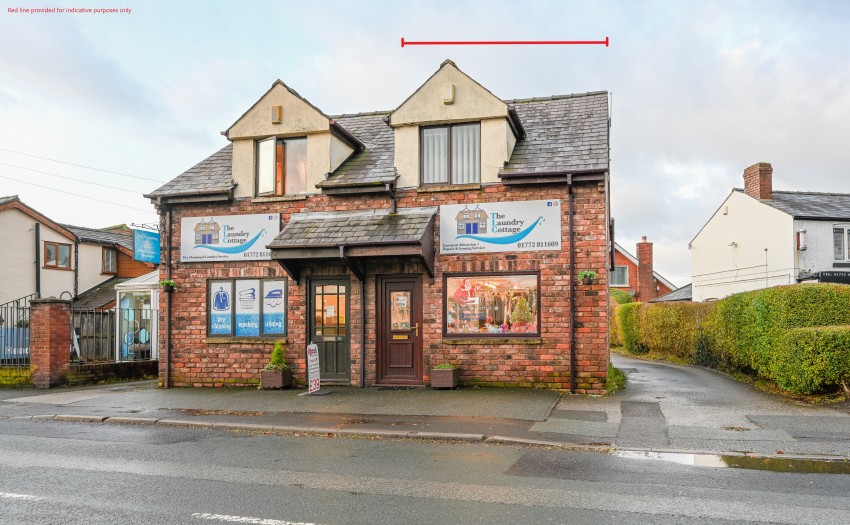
[0,195,156,307]
[690,162,850,302]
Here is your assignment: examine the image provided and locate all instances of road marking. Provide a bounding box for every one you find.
[0,492,41,501]
[191,513,318,525]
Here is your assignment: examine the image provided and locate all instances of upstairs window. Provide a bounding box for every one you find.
[421,122,480,185]
[102,247,117,274]
[44,241,71,270]
[834,226,850,261]
[257,137,308,196]
[611,266,629,287]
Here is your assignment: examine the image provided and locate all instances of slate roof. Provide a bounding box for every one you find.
[72,276,132,309]
[151,91,609,198]
[0,195,18,206]
[650,283,692,303]
[145,145,235,199]
[734,189,850,220]
[500,92,609,176]
[317,112,395,189]
[269,207,436,248]
[63,224,134,251]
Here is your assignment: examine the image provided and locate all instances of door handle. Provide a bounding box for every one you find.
[414,323,419,337]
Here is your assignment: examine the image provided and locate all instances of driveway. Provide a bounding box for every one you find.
[554,354,850,456]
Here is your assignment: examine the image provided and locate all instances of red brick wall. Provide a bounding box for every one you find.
[612,249,673,301]
[158,181,610,393]
[29,299,72,388]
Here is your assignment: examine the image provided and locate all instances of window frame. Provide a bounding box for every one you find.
[420,122,482,186]
[610,265,629,287]
[102,247,117,275]
[255,136,308,197]
[44,241,72,270]
[834,225,850,262]
[207,278,288,338]
[442,271,541,338]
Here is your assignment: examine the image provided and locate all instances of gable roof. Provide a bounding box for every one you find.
[734,188,850,221]
[0,195,76,240]
[613,242,677,291]
[650,283,692,303]
[145,145,235,200]
[316,112,395,190]
[63,224,134,252]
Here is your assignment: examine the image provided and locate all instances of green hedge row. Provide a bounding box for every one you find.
[612,284,850,394]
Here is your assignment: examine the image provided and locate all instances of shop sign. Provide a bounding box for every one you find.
[439,200,562,254]
[307,343,321,393]
[180,214,280,262]
[133,229,160,264]
[819,271,850,284]
[209,280,233,335]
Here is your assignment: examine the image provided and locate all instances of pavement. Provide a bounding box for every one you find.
[1,354,849,459]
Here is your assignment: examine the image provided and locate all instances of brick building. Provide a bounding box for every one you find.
[611,238,676,302]
[146,60,611,393]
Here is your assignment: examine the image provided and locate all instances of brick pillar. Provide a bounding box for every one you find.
[29,298,72,388]
[743,162,773,200]
[636,236,656,302]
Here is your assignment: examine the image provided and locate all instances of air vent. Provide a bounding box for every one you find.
[442,83,455,105]
[271,106,283,124]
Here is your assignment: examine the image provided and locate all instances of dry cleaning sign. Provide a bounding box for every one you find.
[181,214,280,262]
[439,199,562,254]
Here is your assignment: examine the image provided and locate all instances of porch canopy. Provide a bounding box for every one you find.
[268,207,436,281]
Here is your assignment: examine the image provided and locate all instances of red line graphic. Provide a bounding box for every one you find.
[401,37,609,47]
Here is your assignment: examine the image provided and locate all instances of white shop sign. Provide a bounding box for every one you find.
[306,343,321,393]
[439,200,562,254]
[181,214,280,262]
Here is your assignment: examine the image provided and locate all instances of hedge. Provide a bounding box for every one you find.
[611,284,850,394]
[610,289,633,305]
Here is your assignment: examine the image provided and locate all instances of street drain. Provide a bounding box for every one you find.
[612,450,850,474]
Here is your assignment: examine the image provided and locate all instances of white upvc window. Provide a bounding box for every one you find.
[421,122,481,185]
[834,225,850,262]
[611,266,629,287]
[256,137,308,196]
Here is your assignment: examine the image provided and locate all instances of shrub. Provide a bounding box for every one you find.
[636,302,715,361]
[618,302,647,354]
[771,326,850,394]
[610,289,633,305]
[609,304,623,346]
[264,341,290,371]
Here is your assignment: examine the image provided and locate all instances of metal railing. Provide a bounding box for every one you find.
[0,294,34,367]
[71,307,158,364]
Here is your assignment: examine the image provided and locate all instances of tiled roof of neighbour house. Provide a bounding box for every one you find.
[650,283,692,303]
[500,92,609,176]
[734,188,850,220]
[144,145,235,199]
[269,207,437,248]
[72,276,132,309]
[63,224,134,251]
[317,112,396,189]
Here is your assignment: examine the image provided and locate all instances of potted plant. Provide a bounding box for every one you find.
[578,270,597,285]
[431,363,459,389]
[261,341,293,389]
[159,279,177,293]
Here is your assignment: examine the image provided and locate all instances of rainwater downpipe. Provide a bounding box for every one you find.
[34,223,41,298]
[360,278,366,388]
[568,180,577,393]
[165,207,173,389]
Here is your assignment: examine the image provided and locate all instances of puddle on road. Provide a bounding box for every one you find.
[612,450,850,474]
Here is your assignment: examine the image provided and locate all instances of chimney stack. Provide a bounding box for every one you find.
[636,236,656,302]
[743,162,773,200]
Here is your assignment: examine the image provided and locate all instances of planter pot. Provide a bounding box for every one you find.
[161,284,176,293]
[431,368,459,389]
[261,369,293,390]
[581,277,595,285]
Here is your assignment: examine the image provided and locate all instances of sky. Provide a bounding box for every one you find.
[1,0,849,286]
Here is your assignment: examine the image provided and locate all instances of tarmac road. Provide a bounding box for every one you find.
[2,418,850,525]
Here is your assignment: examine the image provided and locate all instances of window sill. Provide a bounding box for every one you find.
[442,337,542,345]
[252,194,310,203]
[833,262,850,268]
[101,271,118,276]
[417,183,481,194]
[43,266,73,271]
[610,284,630,288]
[206,337,287,344]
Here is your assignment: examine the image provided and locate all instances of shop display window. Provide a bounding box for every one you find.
[444,273,540,336]
[208,278,287,337]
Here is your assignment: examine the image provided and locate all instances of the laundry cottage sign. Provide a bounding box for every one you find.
[180,214,280,262]
[439,200,562,254]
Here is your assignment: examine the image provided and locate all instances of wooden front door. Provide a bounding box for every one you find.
[308,278,350,383]
[377,276,423,385]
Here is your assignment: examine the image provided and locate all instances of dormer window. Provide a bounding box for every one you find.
[421,123,480,185]
[257,137,308,196]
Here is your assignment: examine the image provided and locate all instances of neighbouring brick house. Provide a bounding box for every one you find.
[145,60,611,393]
[612,238,677,302]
